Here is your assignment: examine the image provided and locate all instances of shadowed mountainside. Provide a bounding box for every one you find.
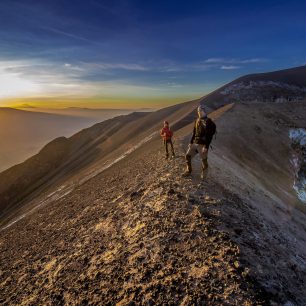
[0,107,133,172]
[0,112,147,222]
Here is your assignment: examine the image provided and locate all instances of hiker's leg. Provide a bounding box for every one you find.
[184,144,196,174]
[170,139,175,156]
[164,140,169,158]
[186,154,192,173]
[199,145,209,179]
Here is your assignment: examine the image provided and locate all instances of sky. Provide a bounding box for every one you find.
[0,0,306,109]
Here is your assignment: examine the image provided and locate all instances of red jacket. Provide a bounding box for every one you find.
[160,126,173,140]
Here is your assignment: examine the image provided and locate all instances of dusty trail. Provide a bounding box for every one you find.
[1,137,271,305]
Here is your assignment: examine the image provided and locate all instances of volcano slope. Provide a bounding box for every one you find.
[0,99,200,228]
[1,103,306,305]
[3,64,305,229]
[0,114,269,305]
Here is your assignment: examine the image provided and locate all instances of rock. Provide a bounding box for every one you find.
[284,301,295,306]
[234,261,240,269]
[167,188,175,195]
[234,228,243,235]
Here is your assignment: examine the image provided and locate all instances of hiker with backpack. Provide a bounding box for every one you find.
[160,121,175,159]
[183,105,216,179]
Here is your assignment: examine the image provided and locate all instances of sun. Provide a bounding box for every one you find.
[0,72,40,98]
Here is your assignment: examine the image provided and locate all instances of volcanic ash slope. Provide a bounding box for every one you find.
[2,129,305,305]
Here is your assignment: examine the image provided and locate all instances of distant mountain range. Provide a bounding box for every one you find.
[16,105,153,119]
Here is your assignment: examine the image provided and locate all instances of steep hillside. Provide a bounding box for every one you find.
[1,104,305,305]
[0,100,199,227]
[199,65,306,109]
[210,102,306,210]
[3,65,305,226]
[0,112,148,224]
[233,65,306,87]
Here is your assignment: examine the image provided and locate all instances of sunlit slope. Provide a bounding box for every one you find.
[0,99,199,226]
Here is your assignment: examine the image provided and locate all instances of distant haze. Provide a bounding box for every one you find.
[0,107,145,172]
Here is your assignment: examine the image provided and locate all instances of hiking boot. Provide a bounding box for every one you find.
[182,170,191,177]
[186,154,192,172]
[200,169,208,180]
[201,158,208,180]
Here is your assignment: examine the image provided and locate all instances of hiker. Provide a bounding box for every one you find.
[160,121,175,159]
[183,105,216,179]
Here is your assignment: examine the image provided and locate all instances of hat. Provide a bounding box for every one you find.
[197,105,205,113]
[197,105,207,118]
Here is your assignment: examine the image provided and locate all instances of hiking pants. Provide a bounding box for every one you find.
[185,143,208,173]
[164,139,174,157]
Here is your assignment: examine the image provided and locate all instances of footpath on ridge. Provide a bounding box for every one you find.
[0,133,272,305]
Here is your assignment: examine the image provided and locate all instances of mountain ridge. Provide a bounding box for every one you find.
[1,104,305,304]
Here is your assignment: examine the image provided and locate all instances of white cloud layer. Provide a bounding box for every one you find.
[204,57,266,64]
[0,56,268,99]
[220,65,241,70]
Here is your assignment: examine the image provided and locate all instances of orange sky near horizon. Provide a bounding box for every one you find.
[0,94,201,110]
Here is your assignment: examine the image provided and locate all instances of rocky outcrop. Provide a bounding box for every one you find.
[290,128,306,202]
[220,80,306,103]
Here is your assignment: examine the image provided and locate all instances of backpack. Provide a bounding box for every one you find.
[195,118,216,144]
[207,118,216,138]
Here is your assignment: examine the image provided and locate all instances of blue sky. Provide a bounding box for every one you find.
[0,0,306,107]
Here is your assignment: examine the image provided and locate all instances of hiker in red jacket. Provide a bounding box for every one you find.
[160,121,175,159]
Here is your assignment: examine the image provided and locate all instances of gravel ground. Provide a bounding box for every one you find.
[0,138,272,305]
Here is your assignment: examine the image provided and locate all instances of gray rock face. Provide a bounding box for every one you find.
[289,128,306,203]
[220,81,306,103]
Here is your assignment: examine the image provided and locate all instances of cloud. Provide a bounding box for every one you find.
[204,57,267,64]
[166,82,184,88]
[238,58,266,63]
[0,59,177,98]
[64,63,85,72]
[85,62,149,71]
[0,61,41,98]
[204,58,225,63]
[220,65,241,70]
[159,62,216,72]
